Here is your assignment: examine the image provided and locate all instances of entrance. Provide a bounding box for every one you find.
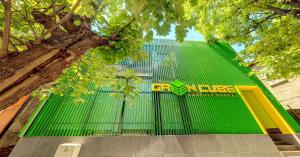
[236,86,294,134]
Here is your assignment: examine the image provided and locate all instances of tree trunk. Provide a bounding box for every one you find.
[0,0,12,58]
[0,33,111,110]
[0,1,126,110]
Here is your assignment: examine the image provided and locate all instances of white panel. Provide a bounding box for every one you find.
[54,143,81,157]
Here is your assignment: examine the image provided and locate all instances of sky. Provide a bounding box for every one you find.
[153,25,245,52]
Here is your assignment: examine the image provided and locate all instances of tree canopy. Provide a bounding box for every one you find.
[0,0,300,109]
[0,0,194,109]
[184,0,300,79]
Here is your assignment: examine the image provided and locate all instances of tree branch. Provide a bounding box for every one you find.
[108,17,136,41]
[35,0,82,44]
[0,0,12,58]
[117,17,136,34]
[282,0,300,9]
[11,5,38,37]
[58,12,80,33]
[227,14,276,39]
[267,5,290,15]
[9,39,18,51]
[0,30,27,47]
[267,5,300,19]
[0,31,18,51]
[78,0,105,31]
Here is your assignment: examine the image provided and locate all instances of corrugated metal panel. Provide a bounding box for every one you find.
[84,92,122,135]
[122,93,154,134]
[23,40,299,137]
[212,42,300,132]
[172,42,262,133]
[160,93,184,132]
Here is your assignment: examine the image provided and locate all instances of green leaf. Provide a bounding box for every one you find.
[144,30,153,42]
[74,19,81,26]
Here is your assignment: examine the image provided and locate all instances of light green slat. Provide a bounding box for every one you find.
[160,94,184,130]
[86,93,122,134]
[122,93,154,132]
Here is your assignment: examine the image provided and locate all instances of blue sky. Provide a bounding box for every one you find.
[153,25,244,52]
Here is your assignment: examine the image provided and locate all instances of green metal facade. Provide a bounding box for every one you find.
[22,40,300,137]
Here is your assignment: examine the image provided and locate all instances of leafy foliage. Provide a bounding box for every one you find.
[3,0,300,104]
[40,50,143,104]
[184,0,300,79]
[6,0,193,103]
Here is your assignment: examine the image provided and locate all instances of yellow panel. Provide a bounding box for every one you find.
[235,86,267,134]
[253,87,295,134]
[236,86,295,134]
[240,90,277,128]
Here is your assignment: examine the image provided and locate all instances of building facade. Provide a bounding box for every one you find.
[9,40,300,157]
[261,78,300,110]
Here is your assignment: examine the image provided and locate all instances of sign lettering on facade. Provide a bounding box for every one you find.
[152,80,237,96]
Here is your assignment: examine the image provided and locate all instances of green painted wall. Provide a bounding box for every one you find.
[22,40,300,137]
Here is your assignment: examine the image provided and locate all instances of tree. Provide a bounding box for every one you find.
[0,0,194,110]
[0,0,12,57]
[184,0,300,79]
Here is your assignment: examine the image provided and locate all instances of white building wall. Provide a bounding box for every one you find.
[262,78,300,109]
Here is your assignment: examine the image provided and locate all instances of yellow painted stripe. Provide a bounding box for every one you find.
[235,86,267,134]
